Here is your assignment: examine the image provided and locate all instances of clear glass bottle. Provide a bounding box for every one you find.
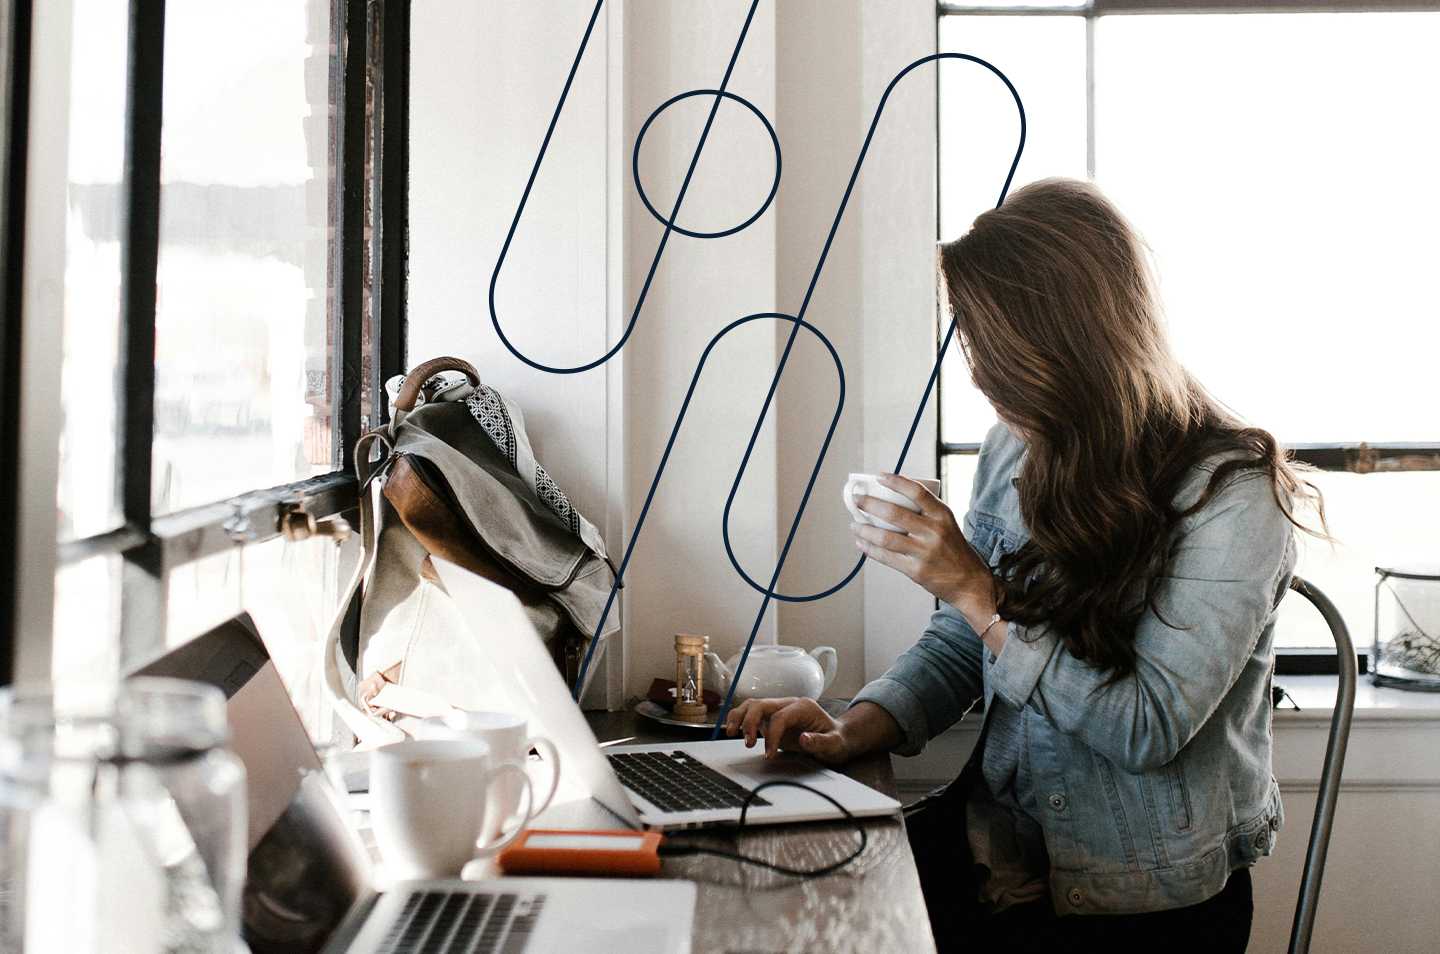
[0,678,246,952]
[1373,565,1440,691]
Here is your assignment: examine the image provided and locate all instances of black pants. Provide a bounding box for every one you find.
[976,867,1252,953]
[906,775,1254,954]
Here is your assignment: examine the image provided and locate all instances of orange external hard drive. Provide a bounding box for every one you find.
[496,828,665,878]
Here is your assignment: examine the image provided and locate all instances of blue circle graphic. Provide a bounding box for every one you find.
[633,89,781,240]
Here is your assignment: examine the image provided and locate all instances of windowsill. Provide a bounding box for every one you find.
[1274,674,1440,723]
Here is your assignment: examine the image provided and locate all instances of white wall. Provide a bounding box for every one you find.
[769,2,866,694]
[409,1,610,521]
[616,0,784,699]
[409,0,619,703]
[410,0,942,703]
[857,2,944,683]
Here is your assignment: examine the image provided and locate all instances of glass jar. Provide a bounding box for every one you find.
[0,678,246,952]
[1373,565,1440,691]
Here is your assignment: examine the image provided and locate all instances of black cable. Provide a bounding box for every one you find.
[657,780,868,879]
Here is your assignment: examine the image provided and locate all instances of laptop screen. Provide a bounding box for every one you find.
[131,615,370,954]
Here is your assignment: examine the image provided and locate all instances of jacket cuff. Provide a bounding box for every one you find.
[988,623,1059,711]
[850,677,930,757]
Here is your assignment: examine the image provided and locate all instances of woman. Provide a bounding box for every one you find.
[724,178,1322,951]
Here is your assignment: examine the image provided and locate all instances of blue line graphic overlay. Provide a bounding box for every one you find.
[489,0,764,374]
[481,4,1026,727]
[633,89,781,240]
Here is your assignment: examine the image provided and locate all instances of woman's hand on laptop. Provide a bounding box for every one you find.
[724,698,902,765]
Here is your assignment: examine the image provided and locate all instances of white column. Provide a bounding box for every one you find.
[618,0,782,699]
[859,1,942,683]
[13,0,74,682]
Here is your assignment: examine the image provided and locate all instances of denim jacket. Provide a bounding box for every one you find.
[855,424,1296,915]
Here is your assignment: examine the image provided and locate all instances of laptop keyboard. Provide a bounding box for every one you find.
[608,750,771,813]
[376,890,544,954]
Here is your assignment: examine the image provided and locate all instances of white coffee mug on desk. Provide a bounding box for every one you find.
[844,473,942,533]
[370,738,534,880]
[416,710,561,831]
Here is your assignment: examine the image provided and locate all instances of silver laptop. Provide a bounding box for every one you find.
[430,557,901,832]
[133,615,694,954]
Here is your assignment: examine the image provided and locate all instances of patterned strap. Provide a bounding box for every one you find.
[386,368,609,560]
[464,385,582,537]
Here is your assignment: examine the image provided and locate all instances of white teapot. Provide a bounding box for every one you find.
[704,644,838,703]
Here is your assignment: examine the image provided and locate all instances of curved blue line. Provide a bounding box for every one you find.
[704,54,1025,736]
[489,0,762,374]
[720,53,1023,603]
[570,49,1026,716]
[569,314,844,699]
[633,88,782,240]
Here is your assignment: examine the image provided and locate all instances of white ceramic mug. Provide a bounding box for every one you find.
[370,738,534,879]
[844,473,942,532]
[416,710,561,835]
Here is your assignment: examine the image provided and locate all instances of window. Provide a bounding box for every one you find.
[938,2,1440,656]
[0,0,24,686]
[151,0,337,513]
[23,0,411,735]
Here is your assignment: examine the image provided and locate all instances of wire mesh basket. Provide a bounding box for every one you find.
[1373,565,1440,691]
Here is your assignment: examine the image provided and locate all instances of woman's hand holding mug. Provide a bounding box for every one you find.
[848,473,1002,651]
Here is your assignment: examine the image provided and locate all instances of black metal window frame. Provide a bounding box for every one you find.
[0,0,412,682]
[0,0,34,687]
[935,0,1440,673]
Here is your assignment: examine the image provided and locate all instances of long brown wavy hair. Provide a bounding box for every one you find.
[938,178,1324,680]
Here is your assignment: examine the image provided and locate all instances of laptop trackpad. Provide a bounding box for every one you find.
[707,748,832,785]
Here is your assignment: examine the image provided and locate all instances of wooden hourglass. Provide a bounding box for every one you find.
[673,633,710,722]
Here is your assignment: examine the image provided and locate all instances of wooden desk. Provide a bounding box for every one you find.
[552,709,938,954]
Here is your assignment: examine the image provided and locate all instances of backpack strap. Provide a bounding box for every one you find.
[321,429,406,747]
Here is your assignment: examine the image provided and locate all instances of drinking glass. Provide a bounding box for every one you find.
[0,678,246,952]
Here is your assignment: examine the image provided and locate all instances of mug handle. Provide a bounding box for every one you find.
[524,735,562,816]
[473,761,534,857]
[842,476,867,524]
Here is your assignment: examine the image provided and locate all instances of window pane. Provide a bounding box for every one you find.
[165,535,356,744]
[942,452,981,518]
[166,547,243,645]
[938,14,1086,444]
[938,15,1087,239]
[154,0,336,514]
[53,555,122,684]
[1094,12,1440,444]
[57,0,127,541]
[1275,471,1440,651]
[242,534,358,743]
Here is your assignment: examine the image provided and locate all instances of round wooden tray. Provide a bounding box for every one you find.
[633,699,720,732]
